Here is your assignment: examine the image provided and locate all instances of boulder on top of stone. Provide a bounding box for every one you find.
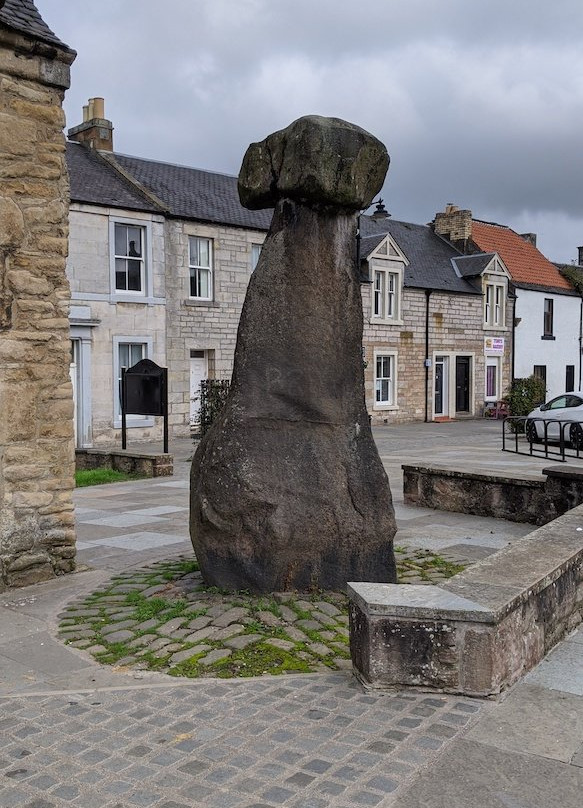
[238,114,389,211]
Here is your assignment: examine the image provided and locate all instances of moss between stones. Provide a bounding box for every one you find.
[59,550,467,679]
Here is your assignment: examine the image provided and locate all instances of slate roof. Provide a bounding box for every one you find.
[66,143,161,213]
[0,0,71,50]
[112,153,273,231]
[360,216,480,295]
[452,253,496,278]
[471,219,575,294]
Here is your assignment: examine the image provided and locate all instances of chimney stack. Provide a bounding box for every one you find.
[68,97,113,151]
[433,203,473,253]
[520,233,537,247]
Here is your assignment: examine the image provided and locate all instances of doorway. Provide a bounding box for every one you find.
[189,350,208,428]
[455,356,471,413]
[434,356,449,417]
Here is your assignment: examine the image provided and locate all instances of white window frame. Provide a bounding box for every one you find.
[373,350,398,410]
[113,336,154,429]
[485,355,501,402]
[370,262,404,325]
[189,236,213,301]
[109,217,153,301]
[484,280,506,328]
[251,243,262,271]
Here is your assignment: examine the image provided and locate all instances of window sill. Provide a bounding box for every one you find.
[111,295,165,306]
[370,318,404,327]
[541,335,556,340]
[183,299,220,308]
[373,404,399,412]
[483,324,509,332]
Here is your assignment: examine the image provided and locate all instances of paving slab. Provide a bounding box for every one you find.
[525,637,583,696]
[466,683,583,763]
[396,738,583,808]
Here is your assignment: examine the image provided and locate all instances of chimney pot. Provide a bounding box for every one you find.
[92,97,105,119]
[82,104,89,122]
[578,246,583,267]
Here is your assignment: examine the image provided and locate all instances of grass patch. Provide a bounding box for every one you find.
[397,548,466,581]
[75,468,145,487]
[123,592,192,622]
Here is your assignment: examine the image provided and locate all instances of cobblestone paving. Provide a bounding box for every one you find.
[1,674,482,808]
[57,547,469,679]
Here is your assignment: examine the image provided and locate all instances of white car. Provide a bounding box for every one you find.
[526,392,583,447]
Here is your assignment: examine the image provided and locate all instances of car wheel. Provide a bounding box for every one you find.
[525,420,541,444]
[570,423,583,450]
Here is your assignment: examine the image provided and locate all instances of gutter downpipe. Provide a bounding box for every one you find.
[579,297,583,389]
[425,289,432,422]
[511,290,516,384]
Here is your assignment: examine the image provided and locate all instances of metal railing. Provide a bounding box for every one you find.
[502,416,583,462]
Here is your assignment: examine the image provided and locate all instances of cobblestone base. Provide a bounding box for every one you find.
[58,547,471,679]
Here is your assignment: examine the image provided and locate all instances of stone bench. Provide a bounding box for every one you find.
[348,504,583,696]
[75,449,173,478]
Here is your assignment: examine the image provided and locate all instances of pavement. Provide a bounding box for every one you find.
[0,420,582,807]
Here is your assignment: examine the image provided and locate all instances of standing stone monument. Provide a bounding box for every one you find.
[190,115,397,592]
[0,1,76,588]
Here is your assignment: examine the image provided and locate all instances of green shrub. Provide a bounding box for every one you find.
[505,375,547,418]
[199,379,231,436]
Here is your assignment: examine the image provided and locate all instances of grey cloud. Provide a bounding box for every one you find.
[36,0,583,261]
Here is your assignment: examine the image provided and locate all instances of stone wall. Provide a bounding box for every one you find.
[0,21,76,587]
[403,462,583,526]
[349,503,583,696]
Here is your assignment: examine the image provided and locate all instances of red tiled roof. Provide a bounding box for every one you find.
[471,220,572,291]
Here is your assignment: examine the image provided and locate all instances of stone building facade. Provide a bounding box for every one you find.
[0,0,76,588]
[360,213,512,423]
[65,111,519,441]
[164,219,265,436]
[65,122,269,446]
[434,204,580,400]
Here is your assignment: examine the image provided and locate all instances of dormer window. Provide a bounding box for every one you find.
[484,280,506,328]
[368,235,407,325]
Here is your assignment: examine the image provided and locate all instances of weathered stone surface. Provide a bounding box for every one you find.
[0,16,76,590]
[238,115,389,211]
[350,505,583,696]
[191,116,396,593]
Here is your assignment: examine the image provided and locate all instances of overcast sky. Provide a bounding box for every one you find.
[36,0,583,262]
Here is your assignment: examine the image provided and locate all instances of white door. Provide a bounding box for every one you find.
[190,350,207,427]
[434,356,449,417]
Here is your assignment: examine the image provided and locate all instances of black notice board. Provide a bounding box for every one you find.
[121,359,168,452]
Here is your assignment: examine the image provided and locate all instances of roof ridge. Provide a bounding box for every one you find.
[473,218,510,230]
[113,150,238,180]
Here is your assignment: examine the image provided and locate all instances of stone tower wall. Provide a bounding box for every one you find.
[0,21,76,587]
